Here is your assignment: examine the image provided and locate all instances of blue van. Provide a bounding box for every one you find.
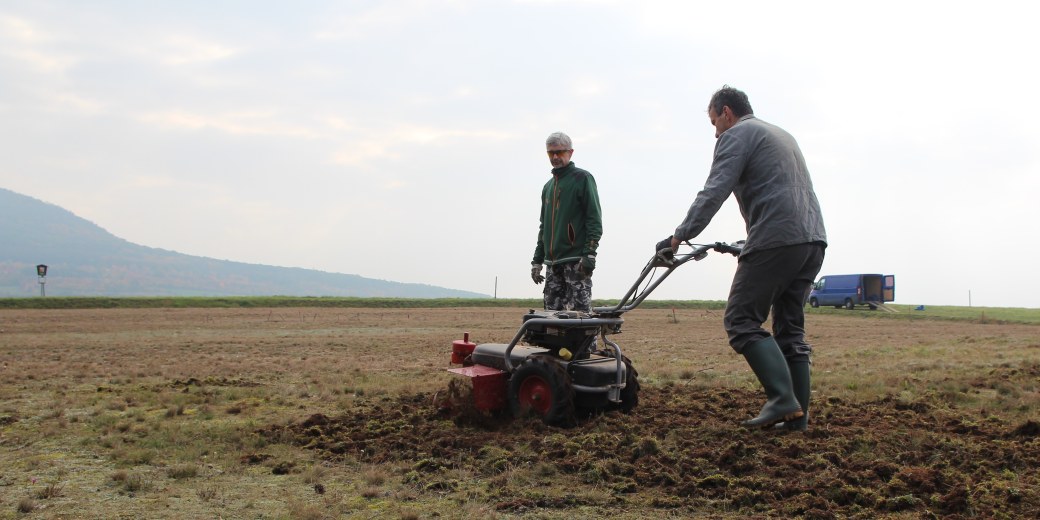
[807,274,895,310]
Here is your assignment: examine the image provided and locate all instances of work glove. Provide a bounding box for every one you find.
[579,255,596,276]
[531,263,545,284]
[655,236,675,263]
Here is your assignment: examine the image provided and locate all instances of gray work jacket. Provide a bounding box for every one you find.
[674,115,827,256]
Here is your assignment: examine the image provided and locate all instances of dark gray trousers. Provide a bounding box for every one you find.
[723,242,825,361]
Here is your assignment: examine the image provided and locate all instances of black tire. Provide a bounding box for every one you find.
[613,357,640,413]
[509,354,574,426]
[868,303,878,311]
[844,298,855,310]
[809,298,819,308]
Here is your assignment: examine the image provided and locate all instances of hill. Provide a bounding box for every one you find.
[0,188,487,298]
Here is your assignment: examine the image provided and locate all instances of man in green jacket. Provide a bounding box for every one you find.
[531,132,603,312]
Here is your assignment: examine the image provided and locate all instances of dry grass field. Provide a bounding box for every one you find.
[1,306,1038,519]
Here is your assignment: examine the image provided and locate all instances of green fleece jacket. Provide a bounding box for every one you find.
[532,162,603,266]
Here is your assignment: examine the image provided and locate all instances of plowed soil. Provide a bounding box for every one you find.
[268,384,1040,519]
[260,309,1040,519]
[2,306,1039,518]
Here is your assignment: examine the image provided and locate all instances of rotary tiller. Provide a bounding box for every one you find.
[446,240,743,426]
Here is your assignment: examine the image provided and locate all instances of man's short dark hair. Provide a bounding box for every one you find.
[708,85,754,118]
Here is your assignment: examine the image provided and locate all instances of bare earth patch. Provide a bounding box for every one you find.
[1,307,1038,518]
[270,383,1040,518]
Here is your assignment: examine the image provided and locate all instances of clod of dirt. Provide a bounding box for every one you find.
[271,461,295,475]
[1010,420,1039,438]
[240,453,271,465]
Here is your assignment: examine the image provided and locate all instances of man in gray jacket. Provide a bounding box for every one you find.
[658,85,827,431]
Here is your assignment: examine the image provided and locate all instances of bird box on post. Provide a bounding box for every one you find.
[36,264,48,297]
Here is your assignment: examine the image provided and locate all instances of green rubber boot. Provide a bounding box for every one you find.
[740,337,804,429]
[776,360,810,431]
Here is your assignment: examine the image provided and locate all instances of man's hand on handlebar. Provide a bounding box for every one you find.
[655,236,675,264]
[712,241,744,256]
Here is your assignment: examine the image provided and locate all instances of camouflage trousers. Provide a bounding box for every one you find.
[543,262,592,312]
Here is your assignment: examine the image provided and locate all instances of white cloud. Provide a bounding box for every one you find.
[331,141,396,166]
[137,110,322,139]
[0,14,52,44]
[570,78,606,98]
[312,1,440,41]
[48,92,106,114]
[0,15,76,74]
[2,47,75,73]
[146,34,238,66]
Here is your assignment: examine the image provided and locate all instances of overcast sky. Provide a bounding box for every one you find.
[2,1,1038,308]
